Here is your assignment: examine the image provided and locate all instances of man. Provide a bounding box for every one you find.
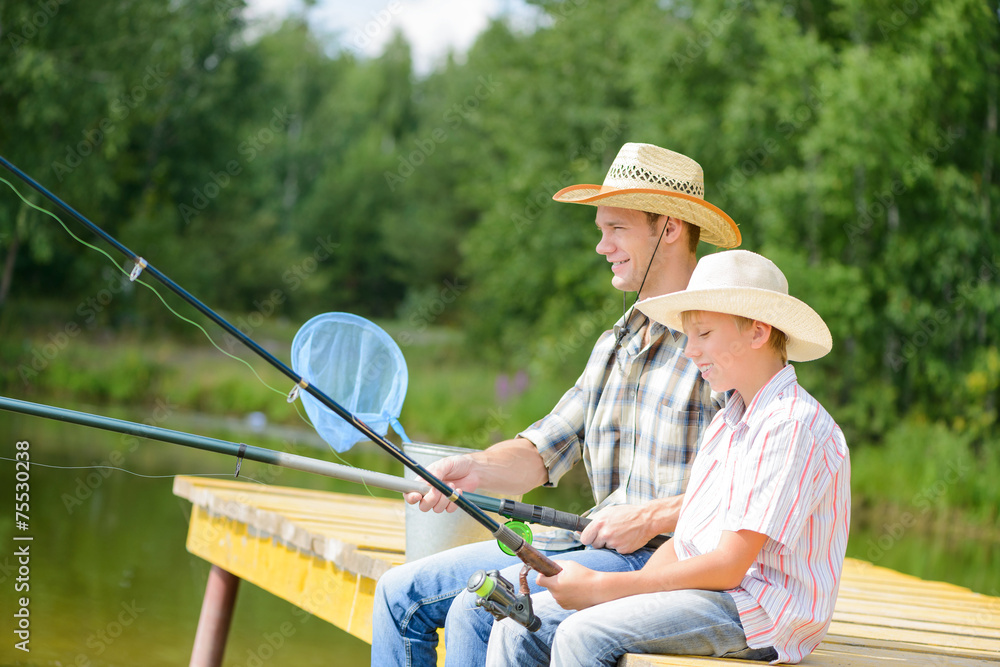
[371,142,742,666]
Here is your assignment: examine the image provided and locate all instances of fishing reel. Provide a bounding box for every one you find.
[467,567,541,632]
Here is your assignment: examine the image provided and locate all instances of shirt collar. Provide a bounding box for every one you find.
[612,307,681,345]
[721,364,798,430]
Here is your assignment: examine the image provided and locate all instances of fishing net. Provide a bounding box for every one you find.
[291,312,410,452]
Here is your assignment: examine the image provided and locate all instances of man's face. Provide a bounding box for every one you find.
[594,206,662,293]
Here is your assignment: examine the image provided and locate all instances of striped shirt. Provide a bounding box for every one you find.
[520,311,721,549]
[673,364,851,663]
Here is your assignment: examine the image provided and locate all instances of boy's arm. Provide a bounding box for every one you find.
[538,529,767,611]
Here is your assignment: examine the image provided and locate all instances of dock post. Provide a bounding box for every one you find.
[190,565,241,667]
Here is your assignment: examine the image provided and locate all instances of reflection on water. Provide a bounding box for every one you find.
[847,507,1000,598]
[0,410,380,666]
[1,409,997,666]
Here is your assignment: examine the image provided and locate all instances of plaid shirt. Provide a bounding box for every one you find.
[520,311,721,549]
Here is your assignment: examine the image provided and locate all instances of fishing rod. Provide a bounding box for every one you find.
[0,395,657,545]
[0,155,560,577]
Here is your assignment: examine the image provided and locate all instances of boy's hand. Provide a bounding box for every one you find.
[536,561,608,610]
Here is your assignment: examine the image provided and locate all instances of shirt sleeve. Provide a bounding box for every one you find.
[723,417,834,548]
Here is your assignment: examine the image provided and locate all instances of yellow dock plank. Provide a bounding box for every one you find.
[833,596,1000,629]
[833,609,1000,639]
[622,639,1000,666]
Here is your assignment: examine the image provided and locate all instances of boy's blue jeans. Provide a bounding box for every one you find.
[370,539,653,667]
[486,588,779,667]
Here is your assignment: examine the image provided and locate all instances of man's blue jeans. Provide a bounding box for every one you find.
[485,588,779,667]
[370,539,654,667]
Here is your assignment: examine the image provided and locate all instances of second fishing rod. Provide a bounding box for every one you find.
[0,154,560,577]
[0,395,668,550]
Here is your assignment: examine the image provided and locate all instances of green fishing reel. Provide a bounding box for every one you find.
[497,519,533,556]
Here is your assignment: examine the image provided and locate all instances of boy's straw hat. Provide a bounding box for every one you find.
[636,250,832,361]
[552,143,741,248]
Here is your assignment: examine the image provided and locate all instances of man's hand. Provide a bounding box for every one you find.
[402,454,479,513]
[579,504,654,554]
[536,561,608,610]
[402,438,549,514]
[579,495,684,553]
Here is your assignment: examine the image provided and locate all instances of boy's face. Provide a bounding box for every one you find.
[594,206,663,293]
[682,311,755,392]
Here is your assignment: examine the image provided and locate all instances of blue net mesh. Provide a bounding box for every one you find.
[291,312,410,452]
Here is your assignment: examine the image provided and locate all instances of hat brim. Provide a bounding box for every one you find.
[552,184,741,249]
[635,287,832,362]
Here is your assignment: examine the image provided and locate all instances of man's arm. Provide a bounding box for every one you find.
[579,495,685,554]
[403,437,548,513]
[538,529,767,610]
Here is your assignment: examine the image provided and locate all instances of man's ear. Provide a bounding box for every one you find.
[750,321,773,350]
[662,216,684,243]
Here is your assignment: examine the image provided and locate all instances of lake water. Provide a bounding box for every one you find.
[1,408,997,666]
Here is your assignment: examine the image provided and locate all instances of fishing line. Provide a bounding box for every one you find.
[613,214,670,353]
[0,455,268,484]
[2,176,332,449]
[0,175,292,402]
[2,174,378,495]
[0,176,375,498]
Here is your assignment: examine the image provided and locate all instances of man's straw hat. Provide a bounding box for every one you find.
[635,250,832,361]
[552,143,741,248]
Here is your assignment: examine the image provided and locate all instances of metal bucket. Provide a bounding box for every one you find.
[403,442,519,562]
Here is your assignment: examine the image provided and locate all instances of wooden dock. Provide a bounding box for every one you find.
[174,476,1000,666]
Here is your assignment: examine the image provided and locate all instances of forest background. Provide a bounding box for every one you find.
[1,0,999,534]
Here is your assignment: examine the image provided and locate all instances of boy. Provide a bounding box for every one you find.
[485,249,851,666]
